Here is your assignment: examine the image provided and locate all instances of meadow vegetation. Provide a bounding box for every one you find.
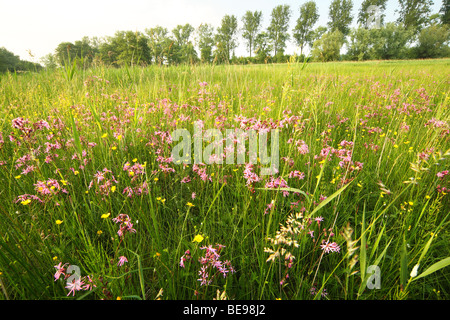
[0,59,449,300]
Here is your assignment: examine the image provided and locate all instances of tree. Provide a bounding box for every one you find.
[172,24,198,64]
[371,22,414,59]
[440,0,450,25]
[241,10,263,57]
[55,37,98,67]
[309,26,328,49]
[146,26,170,65]
[0,47,42,72]
[293,1,319,55]
[311,29,345,62]
[397,0,434,33]
[347,27,373,60]
[40,53,58,70]
[328,0,354,36]
[215,15,238,62]
[254,32,272,63]
[358,0,387,27]
[98,31,151,66]
[196,23,215,63]
[415,24,450,58]
[267,4,292,58]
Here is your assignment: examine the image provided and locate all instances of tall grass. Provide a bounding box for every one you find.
[0,59,449,300]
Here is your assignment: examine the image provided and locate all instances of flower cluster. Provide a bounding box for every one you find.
[197,244,235,286]
[112,214,137,237]
[53,262,97,296]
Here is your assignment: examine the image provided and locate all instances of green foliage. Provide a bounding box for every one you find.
[241,10,263,57]
[196,23,215,63]
[311,29,345,62]
[292,1,320,55]
[346,23,416,61]
[358,0,388,26]
[397,0,434,33]
[0,47,42,73]
[267,4,292,57]
[214,15,239,63]
[328,0,354,36]
[415,24,450,58]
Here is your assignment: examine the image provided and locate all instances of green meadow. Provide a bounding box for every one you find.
[0,59,449,300]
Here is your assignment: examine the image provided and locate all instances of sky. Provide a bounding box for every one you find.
[0,0,444,63]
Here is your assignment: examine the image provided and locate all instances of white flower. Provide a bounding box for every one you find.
[410,264,420,278]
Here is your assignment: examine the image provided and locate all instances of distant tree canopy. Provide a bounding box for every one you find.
[3,0,448,72]
[0,47,42,72]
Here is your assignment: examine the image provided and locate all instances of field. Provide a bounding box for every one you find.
[0,59,449,300]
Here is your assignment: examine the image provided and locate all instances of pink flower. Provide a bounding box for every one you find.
[437,170,449,178]
[54,262,67,281]
[117,256,128,267]
[65,278,84,296]
[320,241,340,254]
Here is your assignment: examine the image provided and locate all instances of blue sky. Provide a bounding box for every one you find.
[0,0,444,62]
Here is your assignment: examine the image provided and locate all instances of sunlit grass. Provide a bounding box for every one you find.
[0,59,449,300]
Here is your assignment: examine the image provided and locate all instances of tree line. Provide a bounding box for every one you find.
[1,0,449,72]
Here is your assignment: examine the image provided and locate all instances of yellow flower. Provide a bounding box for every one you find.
[60,180,67,186]
[154,177,159,182]
[97,230,103,235]
[128,170,134,177]
[408,201,414,206]
[56,220,63,225]
[117,134,122,140]
[132,158,137,162]
[15,175,21,179]
[111,186,116,192]
[21,199,31,205]
[53,256,58,261]
[192,234,204,243]
[187,202,195,207]
[101,133,108,138]
[111,146,117,150]
[101,213,111,219]
[116,296,122,300]
[74,170,79,175]
[394,144,399,148]
[425,195,431,199]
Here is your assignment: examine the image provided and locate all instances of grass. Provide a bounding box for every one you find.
[0,59,449,300]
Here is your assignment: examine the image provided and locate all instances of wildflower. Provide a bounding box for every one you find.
[15,175,21,179]
[65,278,84,296]
[154,177,159,182]
[21,199,31,206]
[192,234,204,243]
[437,170,449,178]
[187,202,195,207]
[97,230,103,235]
[56,220,63,225]
[320,241,340,254]
[314,216,324,224]
[111,186,116,193]
[112,214,136,237]
[54,262,67,281]
[410,264,420,278]
[117,256,128,267]
[180,250,191,268]
[192,192,196,199]
[101,133,108,138]
[101,213,110,219]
